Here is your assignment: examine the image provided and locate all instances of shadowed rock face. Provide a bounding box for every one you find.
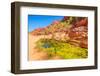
[68,18,88,48]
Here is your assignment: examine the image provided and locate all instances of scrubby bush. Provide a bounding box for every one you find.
[35,39,88,59]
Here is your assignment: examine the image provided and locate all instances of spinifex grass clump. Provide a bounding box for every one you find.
[36,39,88,59]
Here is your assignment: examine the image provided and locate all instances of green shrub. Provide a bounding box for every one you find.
[36,39,88,59]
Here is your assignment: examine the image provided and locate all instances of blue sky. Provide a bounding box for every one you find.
[28,15,64,32]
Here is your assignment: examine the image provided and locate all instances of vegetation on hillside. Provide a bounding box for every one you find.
[36,39,87,59]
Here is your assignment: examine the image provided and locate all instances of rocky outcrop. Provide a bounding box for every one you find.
[30,17,88,48]
[68,18,88,48]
